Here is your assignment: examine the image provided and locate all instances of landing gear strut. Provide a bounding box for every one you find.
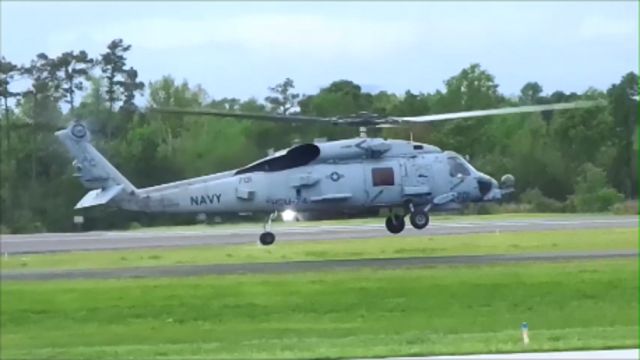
[259,212,278,246]
[385,214,405,234]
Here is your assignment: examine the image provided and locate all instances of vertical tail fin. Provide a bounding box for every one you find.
[56,122,137,208]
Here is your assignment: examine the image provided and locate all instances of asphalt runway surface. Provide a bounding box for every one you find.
[0,215,636,254]
[3,250,636,281]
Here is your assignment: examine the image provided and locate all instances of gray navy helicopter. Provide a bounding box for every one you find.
[56,100,600,245]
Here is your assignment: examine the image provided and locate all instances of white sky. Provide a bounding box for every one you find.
[1,1,638,102]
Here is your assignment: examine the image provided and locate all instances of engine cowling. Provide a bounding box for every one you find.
[315,138,391,161]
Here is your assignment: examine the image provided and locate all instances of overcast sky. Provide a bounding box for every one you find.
[2,1,638,102]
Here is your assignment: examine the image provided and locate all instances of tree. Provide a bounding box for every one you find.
[149,76,207,109]
[100,39,132,139]
[569,163,623,212]
[519,82,543,105]
[117,67,145,115]
[430,64,504,156]
[299,80,373,117]
[390,90,429,116]
[22,53,63,117]
[239,98,267,113]
[75,75,111,137]
[265,78,300,115]
[100,39,131,111]
[0,57,21,158]
[437,63,502,112]
[208,97,241,111]
[0,57,21,229]
[147,76,208,154]
[55,50,94,111]
[7,53,65,231]
[370,91,400,116]
[606,72,638,198]
[551,89,612,167]
[0,56,20,121]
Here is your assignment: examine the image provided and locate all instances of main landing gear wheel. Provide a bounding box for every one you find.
[259,211,278,246]
[259,231,276,246]
[385,214,405,234]
[409,211,430,230]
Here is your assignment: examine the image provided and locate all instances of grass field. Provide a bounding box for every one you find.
[3,228,636,271]
[1,259,637,359]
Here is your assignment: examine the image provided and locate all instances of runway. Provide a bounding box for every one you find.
[3,250,636,281]
[0,215,636,254]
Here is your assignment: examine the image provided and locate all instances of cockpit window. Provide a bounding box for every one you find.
[447,156,471,177]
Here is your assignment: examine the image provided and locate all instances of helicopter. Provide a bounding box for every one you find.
[56,100,602,245]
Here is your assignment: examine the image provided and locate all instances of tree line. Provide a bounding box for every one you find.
[0,39,637,233]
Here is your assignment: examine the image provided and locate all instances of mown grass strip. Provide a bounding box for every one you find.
[2,228,636,271]
[1,259,637,359]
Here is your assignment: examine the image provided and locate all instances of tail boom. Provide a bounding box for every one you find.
[56,122,137,209]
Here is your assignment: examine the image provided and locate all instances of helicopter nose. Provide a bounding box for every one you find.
[477,175,496,198]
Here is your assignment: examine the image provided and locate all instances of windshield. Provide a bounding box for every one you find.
[447,155,472,177]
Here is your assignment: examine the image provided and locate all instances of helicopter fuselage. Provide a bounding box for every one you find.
[57,121,515,245]
[112,138,506,216]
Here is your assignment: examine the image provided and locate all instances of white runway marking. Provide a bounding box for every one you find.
[368,348,638,360]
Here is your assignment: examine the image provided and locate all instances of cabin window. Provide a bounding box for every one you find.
[372,167,395,186]
[413,144,424,150]
[447,156,471,177]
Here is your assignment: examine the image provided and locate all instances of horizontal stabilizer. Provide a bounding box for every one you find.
[74,185,124,209]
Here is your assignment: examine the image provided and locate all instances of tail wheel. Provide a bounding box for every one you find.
[385,215,405,234]
[409,211,429,230]
[259,231,276,246]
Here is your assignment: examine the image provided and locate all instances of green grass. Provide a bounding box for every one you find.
[128,212,625,232]
[2,228,636,271]
[1,259,637,359]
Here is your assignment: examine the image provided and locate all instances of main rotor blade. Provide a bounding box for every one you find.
[149,107,333,125]
[1,121,61,132]
[391,100,606,123]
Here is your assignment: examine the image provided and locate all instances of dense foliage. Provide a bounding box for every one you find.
[0,39,637,233]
